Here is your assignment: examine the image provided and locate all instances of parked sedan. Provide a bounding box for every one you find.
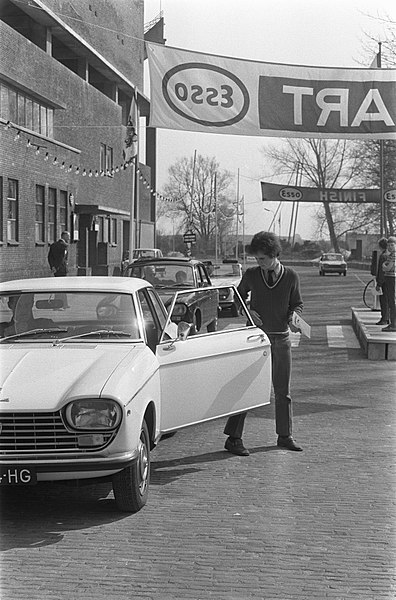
[210,261,243,317]
[0,277,271,512]
[123,257,218,333]
[318,253,347,276]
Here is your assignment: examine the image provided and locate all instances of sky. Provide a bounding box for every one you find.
[143,0,395,240]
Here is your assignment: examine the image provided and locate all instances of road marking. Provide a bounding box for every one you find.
[326,325,360,348]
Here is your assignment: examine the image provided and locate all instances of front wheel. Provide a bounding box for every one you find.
[112,420,150,512]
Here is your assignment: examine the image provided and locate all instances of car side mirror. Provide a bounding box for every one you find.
[177,321,192,341]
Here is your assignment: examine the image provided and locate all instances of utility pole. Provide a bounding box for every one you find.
[214,173,219,264]
[235,168,240,260]
[376,42,387,237]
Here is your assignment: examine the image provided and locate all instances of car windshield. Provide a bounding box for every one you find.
[0,291,141,341]
[323,254,343,261]
[211,263,242,278]
[126,263,194,287]
[133,249,157,259]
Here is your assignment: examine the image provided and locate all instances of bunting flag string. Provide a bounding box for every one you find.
[2,119,178,204]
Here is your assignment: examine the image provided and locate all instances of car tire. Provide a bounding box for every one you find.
[343,272,346,276]
[112,420,150,512]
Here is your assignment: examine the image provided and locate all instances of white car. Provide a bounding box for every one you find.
[318,253,347,276]
[0,277,271,512]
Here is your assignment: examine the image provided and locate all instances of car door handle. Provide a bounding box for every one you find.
[247,334,266,343]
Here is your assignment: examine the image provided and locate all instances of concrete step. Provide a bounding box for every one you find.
[352,307,396,360]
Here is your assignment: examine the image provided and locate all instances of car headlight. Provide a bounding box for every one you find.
[65,399,122,430]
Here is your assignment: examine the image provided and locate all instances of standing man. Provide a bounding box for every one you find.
[375,237,389,326]
[224,231,304,456]
[381,236,396,332]
[48,231,70,277]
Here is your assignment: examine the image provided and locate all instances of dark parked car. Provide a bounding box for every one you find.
[123,258,218,333]
[210,261,243,317]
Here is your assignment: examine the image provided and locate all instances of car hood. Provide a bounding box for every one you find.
[0,344,142,411]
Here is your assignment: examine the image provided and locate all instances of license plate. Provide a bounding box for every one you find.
[0,466,37,485]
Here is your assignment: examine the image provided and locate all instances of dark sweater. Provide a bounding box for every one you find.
[237,264,303,334]
[48,239,68,272]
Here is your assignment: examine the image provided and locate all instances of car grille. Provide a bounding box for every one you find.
[0,411,115,456]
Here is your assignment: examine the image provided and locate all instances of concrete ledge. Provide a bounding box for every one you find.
[352,307,396,360]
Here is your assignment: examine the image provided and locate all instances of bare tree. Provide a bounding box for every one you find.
[263,138,358,251]
[351,139,396,235]
[160,154,235,254]
[358,11,396,67]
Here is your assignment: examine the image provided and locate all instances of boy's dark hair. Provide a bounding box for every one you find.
[378,237,388,250]
[247,231,282,258]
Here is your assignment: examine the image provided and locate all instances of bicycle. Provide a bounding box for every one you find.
[363,278,381,311]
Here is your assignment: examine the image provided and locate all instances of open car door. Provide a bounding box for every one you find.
[156,288,271,433]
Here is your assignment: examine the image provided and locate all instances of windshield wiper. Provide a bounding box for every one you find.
[0,328,68,342]
[55,329,132,343]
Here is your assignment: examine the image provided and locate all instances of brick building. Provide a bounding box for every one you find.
[0,0,160,281]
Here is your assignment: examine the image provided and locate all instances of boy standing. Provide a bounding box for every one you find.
[224,231,304,456]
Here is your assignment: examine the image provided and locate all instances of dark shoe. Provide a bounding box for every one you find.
[224,437,249,456]
[376,319,389,325]
[382,325,396,332]
[277,436,303,451]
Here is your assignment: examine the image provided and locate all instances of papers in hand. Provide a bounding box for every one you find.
[292,312,311,338]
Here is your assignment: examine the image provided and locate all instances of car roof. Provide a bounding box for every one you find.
[133,248,161,252]
[127,257,202,266]
[0,276,151,293]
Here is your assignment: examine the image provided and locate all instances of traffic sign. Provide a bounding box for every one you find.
[183,230,196,243]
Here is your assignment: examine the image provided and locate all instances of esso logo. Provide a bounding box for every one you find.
[279,187,303,200]
[162,63,250,127]
[384,189,396,202]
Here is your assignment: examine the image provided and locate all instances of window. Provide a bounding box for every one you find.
[7,179,18,242]
[0,177,3,242]
[59,190,67,233]
[35,185,45,242]
[100,143,113,173]
[106,146,113,172]
[0,82,54,137]
[100,144,106,172]
[109,218,117,245]
[48,188,57,243]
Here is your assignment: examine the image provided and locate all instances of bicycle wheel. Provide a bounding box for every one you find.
[363,278,378,310]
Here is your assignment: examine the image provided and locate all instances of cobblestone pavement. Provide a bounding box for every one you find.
[1,268,396,599]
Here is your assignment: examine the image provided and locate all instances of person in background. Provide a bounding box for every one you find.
[223,231,304,456]
[175,270,188,284]
[381,236,396,332]
[48,231,70,277]
[375,237,389,326]
[48,231,70,309]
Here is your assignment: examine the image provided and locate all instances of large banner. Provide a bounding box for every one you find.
[261,182,381,203]
[147,43,396,140]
